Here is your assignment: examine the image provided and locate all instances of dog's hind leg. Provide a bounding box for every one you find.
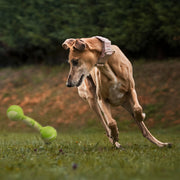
[122,89,171,147]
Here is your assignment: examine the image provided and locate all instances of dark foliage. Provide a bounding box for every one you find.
[0,0,179,66]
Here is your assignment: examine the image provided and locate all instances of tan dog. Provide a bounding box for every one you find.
[62,36,170,148]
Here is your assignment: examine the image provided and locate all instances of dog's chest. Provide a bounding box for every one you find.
[108,82,125,105]
[92,66,126,105]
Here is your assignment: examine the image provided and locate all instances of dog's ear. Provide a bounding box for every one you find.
[84,37,102,53]
[85,36,115,64]
[73,39,86,51]
[62,38,76,50]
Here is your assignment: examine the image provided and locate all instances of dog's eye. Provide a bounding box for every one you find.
[72,59,79,66]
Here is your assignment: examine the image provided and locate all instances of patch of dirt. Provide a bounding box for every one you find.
[0,60,179,131]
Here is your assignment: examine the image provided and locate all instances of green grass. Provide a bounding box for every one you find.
[0,128,179,180]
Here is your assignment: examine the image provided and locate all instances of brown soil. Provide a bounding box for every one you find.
[0,60,179,131]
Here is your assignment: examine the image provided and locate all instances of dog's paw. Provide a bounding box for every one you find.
[114,142,124,150]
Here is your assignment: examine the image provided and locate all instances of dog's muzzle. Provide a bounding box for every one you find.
[66,74,84,87]
[66,81,73,87]
[66,74,73,87]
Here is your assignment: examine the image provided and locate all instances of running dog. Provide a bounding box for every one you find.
[62,36,170,148]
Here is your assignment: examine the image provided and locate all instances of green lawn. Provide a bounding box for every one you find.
[0,128,179,180]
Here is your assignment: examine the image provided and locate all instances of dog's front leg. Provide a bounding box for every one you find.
[78,78,121,148]
[97,98,122,148]
[87,97,114,144]
[92,68,121,148]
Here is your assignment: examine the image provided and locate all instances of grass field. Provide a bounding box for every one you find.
[0,60,179,179]
[0,128,179,180]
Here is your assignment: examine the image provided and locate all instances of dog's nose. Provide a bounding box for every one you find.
[66,81,73,87]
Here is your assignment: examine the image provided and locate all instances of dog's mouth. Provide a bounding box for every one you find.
[76,74,84,87]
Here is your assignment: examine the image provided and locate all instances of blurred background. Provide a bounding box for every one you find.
[0,0,179,131]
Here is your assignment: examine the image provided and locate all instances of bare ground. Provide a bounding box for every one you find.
[0,60,179,131]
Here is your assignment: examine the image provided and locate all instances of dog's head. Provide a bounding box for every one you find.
[62,37,102,87]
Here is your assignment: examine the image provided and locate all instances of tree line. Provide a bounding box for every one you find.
[0,0,179,66]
